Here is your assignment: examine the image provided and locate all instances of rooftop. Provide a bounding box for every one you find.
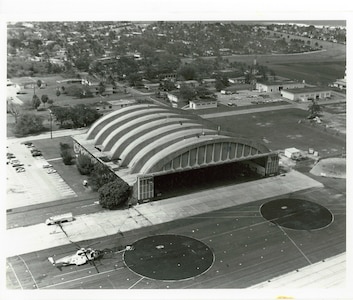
[283,87,332,94]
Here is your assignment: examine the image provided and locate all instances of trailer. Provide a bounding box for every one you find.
[45,212,74,225]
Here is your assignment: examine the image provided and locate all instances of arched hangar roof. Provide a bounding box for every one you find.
[85,104,272,176]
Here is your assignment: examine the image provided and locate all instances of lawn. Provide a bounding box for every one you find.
[208,108,345,157]
[265,61,346,86]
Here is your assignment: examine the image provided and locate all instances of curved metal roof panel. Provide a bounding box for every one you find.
[84,104,272,177]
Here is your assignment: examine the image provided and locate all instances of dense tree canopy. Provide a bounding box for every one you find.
[88,163,117,191]
[98,178,131,209]
[14,113,44,136]
[50,104,101,128]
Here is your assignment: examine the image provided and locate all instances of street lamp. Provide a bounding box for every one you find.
[48,109,53,139]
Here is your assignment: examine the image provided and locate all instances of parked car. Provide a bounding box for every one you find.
[15,167,25,173]
[47,168,57,174]
[12,162,24,167]
[23,141,33,147]
[42,164,53,168]
[32,150,42,157]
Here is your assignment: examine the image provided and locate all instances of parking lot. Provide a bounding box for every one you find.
[6,140,76,210]
[216,90,287,107]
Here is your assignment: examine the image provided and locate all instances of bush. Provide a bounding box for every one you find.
[76,154,95,175]
[88,163,116,191]
[61,149,74,165]
[98,178,130,209]
[60,142,74,165]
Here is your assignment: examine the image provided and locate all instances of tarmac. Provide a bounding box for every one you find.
[5,169,323,257]
[250,252,346,289]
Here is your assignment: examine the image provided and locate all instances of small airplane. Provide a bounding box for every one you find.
[48,248,102,270]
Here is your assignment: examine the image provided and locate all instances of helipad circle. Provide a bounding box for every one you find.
[260,198,333,230]
[123,234,214,281]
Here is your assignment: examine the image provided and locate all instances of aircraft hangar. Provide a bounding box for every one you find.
[73,104,279,202]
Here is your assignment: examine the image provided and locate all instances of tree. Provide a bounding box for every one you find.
[177,65,197,80]
[47,99,54,106]
[98,178,130,209]
[308,99,322,119]
[76,154,95,175]
[60,142,74,165]
[56,89,61,97]
[32,94,41,110]
[70,104,101,128]
[50,106,72,127]
[159,79,175,92]
[88,163,117,191]
[14,113,44,136]
[98,82,106,95]
[179,83,196,101]
[8,101,21,124]
[41,94,49,107]
[37,79,42,88]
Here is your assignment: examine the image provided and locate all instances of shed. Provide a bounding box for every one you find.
[284,147,301,159]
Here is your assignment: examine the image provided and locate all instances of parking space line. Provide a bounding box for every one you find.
[128,276,144,289]
[278,226,312,264]
[17,255,38,289]
[7,262,23,290]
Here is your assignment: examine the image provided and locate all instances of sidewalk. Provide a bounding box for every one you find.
[5,170,323,257]
[250,252,346,289]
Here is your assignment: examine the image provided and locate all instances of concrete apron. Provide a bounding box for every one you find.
[6,170,323,257]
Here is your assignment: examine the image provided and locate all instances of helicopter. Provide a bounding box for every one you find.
[48,247,102,269]
[48,242,135,272]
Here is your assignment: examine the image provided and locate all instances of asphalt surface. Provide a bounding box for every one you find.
[6,184,346,289]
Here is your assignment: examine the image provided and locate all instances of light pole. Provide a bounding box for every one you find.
[49,109,53,139]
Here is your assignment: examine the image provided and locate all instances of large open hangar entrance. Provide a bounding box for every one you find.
[137,153,279,202]
[153,160,262,199]
[73,104,279,203]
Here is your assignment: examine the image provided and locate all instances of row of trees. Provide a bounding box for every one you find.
[76,154,130,209]
[50,104,101,129]
[32,94,53,110]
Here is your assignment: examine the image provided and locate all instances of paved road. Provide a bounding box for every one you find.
[200,98,345,119]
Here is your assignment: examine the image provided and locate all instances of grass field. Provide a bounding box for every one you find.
[209,108,345,157]
[266,61,346,85]
[182,39,346,87]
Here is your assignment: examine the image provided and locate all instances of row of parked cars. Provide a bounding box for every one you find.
[6,152,25,173]
[24,141,43,157]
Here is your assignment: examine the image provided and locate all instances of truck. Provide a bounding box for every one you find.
[45,212,74,225]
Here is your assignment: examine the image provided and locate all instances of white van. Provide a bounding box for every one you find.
[45,212,74,225]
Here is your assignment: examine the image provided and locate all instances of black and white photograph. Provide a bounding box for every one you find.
[1,1,351,299]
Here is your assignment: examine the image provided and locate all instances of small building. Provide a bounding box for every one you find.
[176,80,199,89]
[166,90,189,108]
[107,99,136,109]
[284,147,301,159]
[189,98,217,110]
[144,82,160,91]
[256,81,305,93]
[281,87,332,101]
[332,78,346,90]
[201,78,217,86]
